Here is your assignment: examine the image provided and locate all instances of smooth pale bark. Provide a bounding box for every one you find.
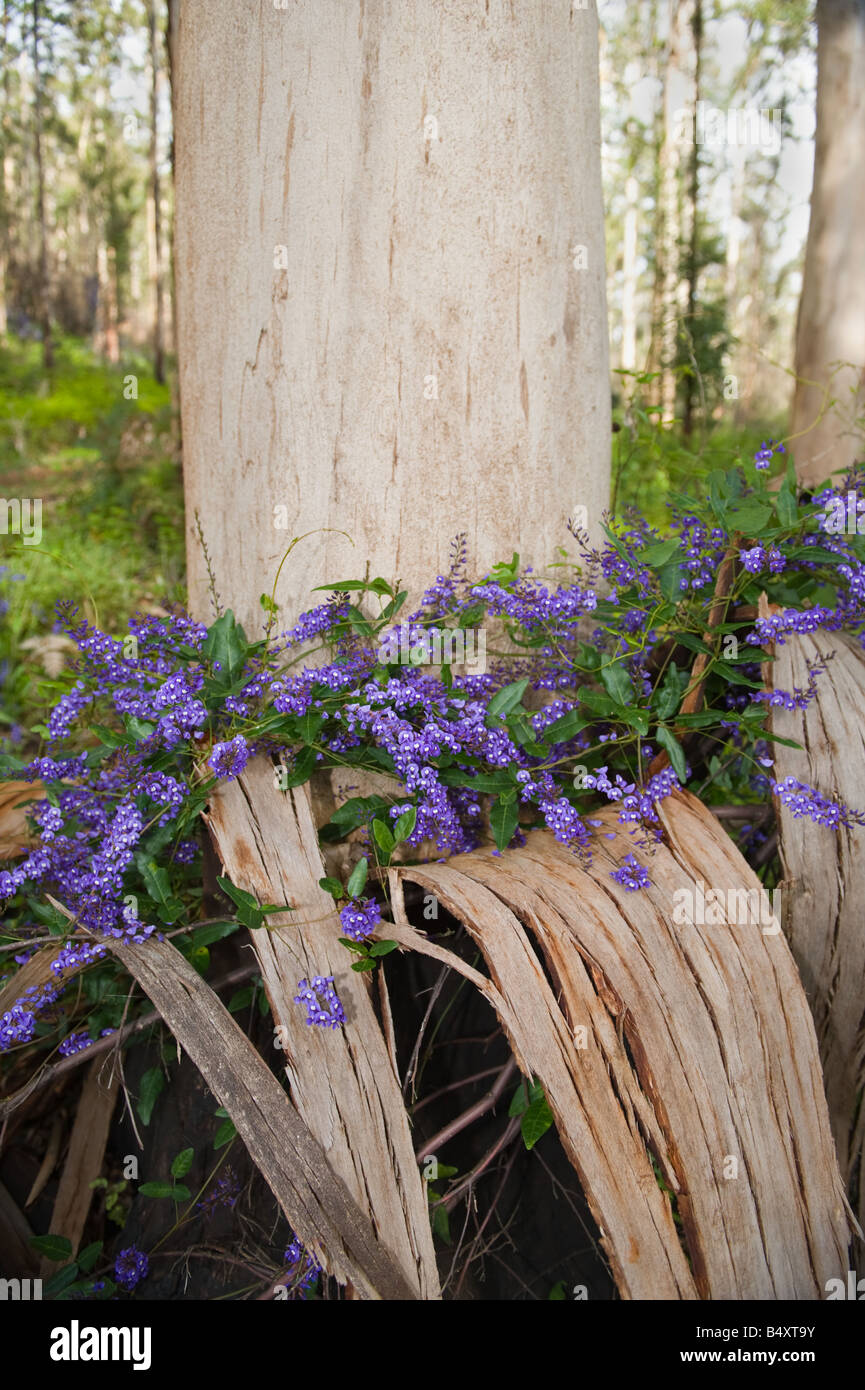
[31,0,52,369]
[658,0,695,427]
[170,0,610,1300]
[147,0,165,384]
[171,0,610,632]
[791,0,865,489]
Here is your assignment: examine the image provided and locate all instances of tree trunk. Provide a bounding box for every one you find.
[680,0,702,440]
[171,0,611,632]
[791,0,865,489]
[31,0,52,369]
[95,238,119,364]
[170,0,610,1300]
[147,0,165,384]
[657,0,696,427]
[620,172,639,374]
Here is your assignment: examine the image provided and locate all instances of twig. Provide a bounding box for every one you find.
[441,1116,522,1212]
[0,963,258,1121]
[417,1057,517,1160]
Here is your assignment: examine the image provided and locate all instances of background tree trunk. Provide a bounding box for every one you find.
[791,0,865,489]
[147,0,165,385]
[31,0,52,369]
[171,0,611,632]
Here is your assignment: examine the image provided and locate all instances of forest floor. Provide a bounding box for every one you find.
[0,334,185,751]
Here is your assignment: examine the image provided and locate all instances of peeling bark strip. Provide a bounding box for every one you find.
[108,934,418,1302]
[40,1056,118,1277]
[760,609,865,1251]
[390,793,852,1300]
[203,758,440,1300]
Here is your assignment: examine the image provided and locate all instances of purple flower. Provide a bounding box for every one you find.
[114,1246,149,1292]
[610,853,650,891]
[294,976,346,1029]
[58,1030,95,1057]
[754,439,784,471]
[209,734,250,781]
[339,897,382,941]
[281,1235,321,1297]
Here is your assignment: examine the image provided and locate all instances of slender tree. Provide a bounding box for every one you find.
[31,0,52,367]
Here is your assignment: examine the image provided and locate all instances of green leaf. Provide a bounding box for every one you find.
[228,986,254,1013]
[137,1067,165,1126]
[775,483,798,529]
[190,921,238,948]
[346,857,369,898]
[369,939,398,958]
[323,794,390,834]
[29,1234,73,1262]
[640,538,681,566]
[44,1264,83,1297]
[338,936,370,955]
[297,711,324,744]
[380,591,408,624]
[728,500,773,536]
[217,875,264,931]
[508,1081,530,1117]
[488,678,530,720]
[658,558,685,601]
[214,1118,237,1150]
[431,1202,451,1244]
[655,664,688,721]
[543,709,589,743]
[619,706,649,737]
[202,609,249,683]
[490,795,520,851]
[521,1092,554,1150]
[351,957,378,972]
[438,768,515,792]
[656,725,688,782]
[318,876,344,899]
[311,579,369,593]
[600,663,634,707]
[277,745,317,789]
[393,806,417,843]
[139,1181,191,1200]
[373,820,396,855]
[171,1148,194,1179]
[76,1241,103,1274]
[577,687,618,717]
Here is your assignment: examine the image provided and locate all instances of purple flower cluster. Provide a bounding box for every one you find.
[294,976,346,1029]
[58,1029,95,1057]
[771,776,865,830]
[740,543,786,575]
[610,853,650,891]
[754,440,785,471]
[197,1166,241,1214]
[339,897,381,941]
[281,1236,321,1297]
[208,734,251,781]
[114,1246,149,1292]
